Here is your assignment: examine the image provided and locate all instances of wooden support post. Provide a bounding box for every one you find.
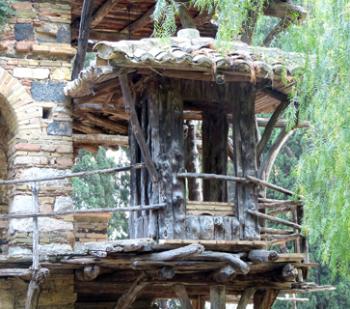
[185,120,201,201]
[253,289,279,309]
[232,83,259,240]
[25,183,49,309]
[119,74,159,183]
[114,273,147,309]
[202,109,228,202]
[192,296,206,309]
[156,79,185,239]
[210,285,226,309]
[174,284,194,309]
[237,288,256,309]
[72,0,93,79]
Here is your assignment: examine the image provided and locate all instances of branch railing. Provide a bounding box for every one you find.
[176,172,306,255]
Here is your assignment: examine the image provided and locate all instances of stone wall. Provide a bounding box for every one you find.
[0,1,79,307]
[0,0,76,256]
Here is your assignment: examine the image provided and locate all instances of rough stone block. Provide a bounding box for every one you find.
[51,67,71,80]
[14,23,34,41]
[13,68,49,80]
[54,196,73,212]
[31,81,65,102]
[47,120,72,136]
[57,24,71,43]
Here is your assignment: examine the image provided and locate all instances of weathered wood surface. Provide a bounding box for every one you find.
[184,120,202,201]
[114,273,147,309]
[202,109,228,202]
[232,83,259,240]
[213,265,236,283]
[72,0,93,79]
[24,268,49,309]
[253,289,279,309]
[210,285,226,309]
[248,250,279,263]
[91,0,121,28]
[119,74,159,183]
[237,288,256,309]
[174,284,194,309]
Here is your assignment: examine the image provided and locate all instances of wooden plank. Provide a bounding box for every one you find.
[91,0,121,28]
[72,0,93,79]
[210,285,226,309]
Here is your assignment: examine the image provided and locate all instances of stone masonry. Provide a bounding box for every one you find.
[0,1,78,307]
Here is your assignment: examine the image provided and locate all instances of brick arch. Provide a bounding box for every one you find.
[0,67,33,136]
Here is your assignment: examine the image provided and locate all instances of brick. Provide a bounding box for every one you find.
[15,40,33,52]
[56,144,73,153]
[14,143,41,152]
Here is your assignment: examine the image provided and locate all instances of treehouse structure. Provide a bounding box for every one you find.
[0,1,332,308]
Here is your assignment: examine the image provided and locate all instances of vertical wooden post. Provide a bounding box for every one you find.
[253,289,279,309]
[202,110,228,202]
[185,120,201,201]
[157,78,185,239]
[72,0,93,79]
[232,83,259,240]
[25,183,49,309]
[210,285,226,309]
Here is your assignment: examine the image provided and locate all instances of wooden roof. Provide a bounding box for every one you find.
[65,32,304,135]
[71,0,216,42]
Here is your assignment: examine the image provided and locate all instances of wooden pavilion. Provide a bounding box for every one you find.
[0,0,333,308]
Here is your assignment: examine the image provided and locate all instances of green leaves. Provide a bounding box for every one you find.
[0,0,13,31]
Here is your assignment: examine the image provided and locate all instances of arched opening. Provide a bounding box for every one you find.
[0,97,15,253]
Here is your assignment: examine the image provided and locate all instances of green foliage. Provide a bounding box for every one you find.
[153,0,265,39]
[0,0,13,30]
[72,147,129,239]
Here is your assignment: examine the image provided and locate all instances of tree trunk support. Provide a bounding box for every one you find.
[210,285,226,309]
[174,284,194,309]
[253,289,279,309]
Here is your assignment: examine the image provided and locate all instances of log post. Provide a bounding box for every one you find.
[210,285,226,309]
[237,288,256,309]
[156,78,185,239]
[185,120,202,201]
[72,0,93,79]
[174,284,194,309]
[202,109,228,202]
[253,289,279,309]
[232,83,259,240]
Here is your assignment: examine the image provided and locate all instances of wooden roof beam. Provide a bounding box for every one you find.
[91,0,122,28]
[119,5,155,35]
[73,133,128,147]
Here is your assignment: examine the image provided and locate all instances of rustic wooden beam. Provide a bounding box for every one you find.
[85,113,128,134]
[0,203,166,220]
[76,265,102,281]
[258,128,296,181]
[212,265,236,283]
[114,273,147,309]
[247,210,302,230]
[73,133,128,147]
[91,0,121,28]
[248,250,279,263]
[257,100,289,159]
[174,284,194,309]
[237,288,256,309]
[72,0,93,79]
[0,268,32,278]
[253,289,279,309]
[247,176,296,196]
[132,244,204,264]
[177,172,245,182]
[119,74,159,183]
[119,5,154,34]
[210,285,226,309]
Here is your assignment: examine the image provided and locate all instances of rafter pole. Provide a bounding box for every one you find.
[119,5,155,34]
[119,74,159,183]
[91,0,121,28]
[72,0,93,79]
